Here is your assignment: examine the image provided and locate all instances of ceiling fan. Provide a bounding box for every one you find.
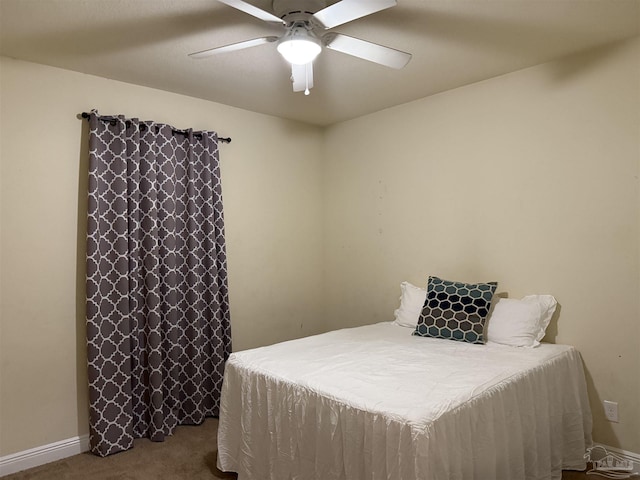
[189,0,412,95]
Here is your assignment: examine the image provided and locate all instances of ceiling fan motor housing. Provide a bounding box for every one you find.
[274,0,325,65]
[273,0,326,25]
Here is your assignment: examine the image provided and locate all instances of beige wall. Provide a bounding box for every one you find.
[2,35,640,459]
[0,57,325,456]
[323,37,640,453]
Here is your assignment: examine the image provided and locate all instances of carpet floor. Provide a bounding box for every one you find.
[4,418,592,479]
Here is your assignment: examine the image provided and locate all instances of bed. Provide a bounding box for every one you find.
[216,321,592,480]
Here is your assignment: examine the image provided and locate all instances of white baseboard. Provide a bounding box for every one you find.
[0,434,90,477]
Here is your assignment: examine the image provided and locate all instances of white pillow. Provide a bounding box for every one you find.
[393,281,427,328]
[485,295,557,347]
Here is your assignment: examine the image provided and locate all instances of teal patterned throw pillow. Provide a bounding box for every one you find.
[413,276,497,344]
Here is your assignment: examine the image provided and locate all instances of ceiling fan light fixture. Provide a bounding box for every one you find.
[277,25,322,65]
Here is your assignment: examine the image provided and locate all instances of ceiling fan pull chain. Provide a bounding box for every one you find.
[305,63,310,95]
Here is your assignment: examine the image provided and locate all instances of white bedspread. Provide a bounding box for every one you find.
[217,322,592,480]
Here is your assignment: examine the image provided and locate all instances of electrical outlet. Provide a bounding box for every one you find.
[604,400,619,423]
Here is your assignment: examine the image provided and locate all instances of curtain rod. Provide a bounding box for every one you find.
[80,112,231,144]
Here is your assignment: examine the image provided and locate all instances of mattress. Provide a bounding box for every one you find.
[217,322,592,480]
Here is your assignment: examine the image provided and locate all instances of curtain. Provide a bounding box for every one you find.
[85,111,232,457]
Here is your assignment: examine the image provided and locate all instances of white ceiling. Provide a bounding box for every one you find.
[1,0,638,126]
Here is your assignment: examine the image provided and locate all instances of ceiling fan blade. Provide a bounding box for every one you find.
[323,32,411,69]
[291,62,314,94]
[312,0,396,29]
[189,36,279,59]
[217,0,284,25]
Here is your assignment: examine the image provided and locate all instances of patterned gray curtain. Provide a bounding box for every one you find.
[85,111,232,457]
